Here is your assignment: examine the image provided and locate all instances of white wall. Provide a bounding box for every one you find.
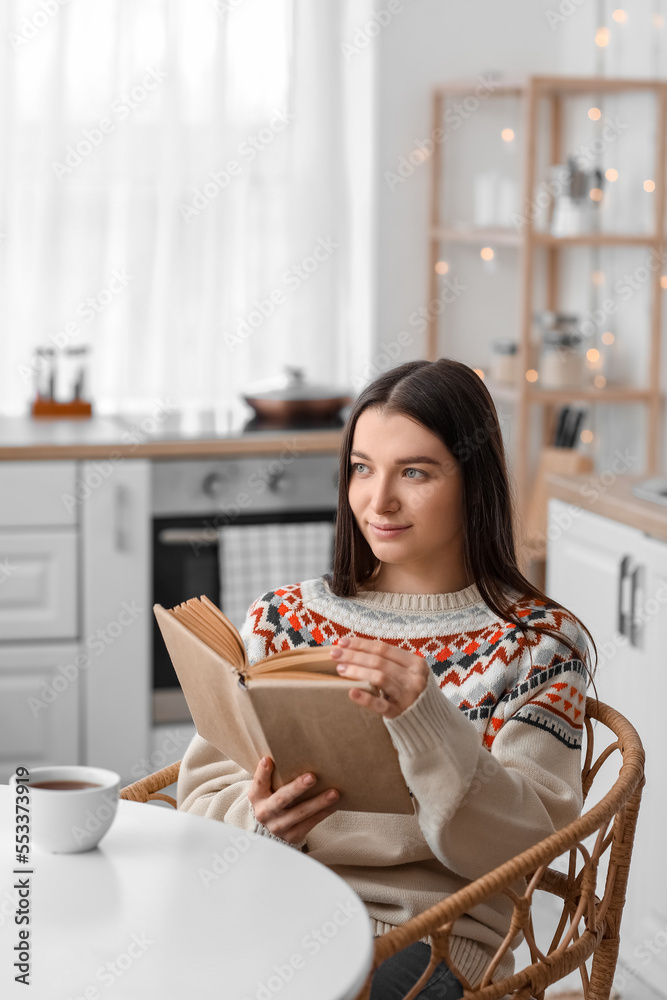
[373,0,562,368]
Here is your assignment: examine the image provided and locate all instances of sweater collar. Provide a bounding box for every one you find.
[323,578,484,613]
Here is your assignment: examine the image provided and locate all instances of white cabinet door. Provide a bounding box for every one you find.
[0,529,77,640]
[81,460,150,783]
[546,501,666,994]
[0,462,77,526]
[0,643,79,782]
[546,500,644,731]
[621,532,667,995]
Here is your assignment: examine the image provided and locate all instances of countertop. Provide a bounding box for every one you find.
[0,409,344,460]
[545,471,667,543]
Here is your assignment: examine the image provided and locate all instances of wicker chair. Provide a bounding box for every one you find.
[120,698,644,1000]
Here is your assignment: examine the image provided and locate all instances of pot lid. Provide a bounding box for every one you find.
[244,366,351,402]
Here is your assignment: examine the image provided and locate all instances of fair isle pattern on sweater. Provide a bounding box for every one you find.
[244,576,587,752]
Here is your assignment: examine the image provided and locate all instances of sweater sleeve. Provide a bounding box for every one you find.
[382,625,588,881]
[176,594,307,850]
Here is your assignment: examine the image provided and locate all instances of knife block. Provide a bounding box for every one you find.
[31,398,92,419]
[524,446,594,559]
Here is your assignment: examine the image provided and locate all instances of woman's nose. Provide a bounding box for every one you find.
[370,476,399,514]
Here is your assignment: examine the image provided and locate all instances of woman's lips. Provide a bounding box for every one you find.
[369,523,411,539]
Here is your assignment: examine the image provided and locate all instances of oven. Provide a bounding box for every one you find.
[151,451,339,723]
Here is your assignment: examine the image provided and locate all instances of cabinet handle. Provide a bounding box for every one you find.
[157,528,218,546]
[114,484,129,553]
[630,564,644,649]
[618,555,633,637]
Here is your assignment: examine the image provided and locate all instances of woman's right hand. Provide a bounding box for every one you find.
[248,756,340,845]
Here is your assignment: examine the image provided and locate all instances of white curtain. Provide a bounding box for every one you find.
[0,0,365,417]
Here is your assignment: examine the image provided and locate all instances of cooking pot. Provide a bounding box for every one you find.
[243,367,352,424]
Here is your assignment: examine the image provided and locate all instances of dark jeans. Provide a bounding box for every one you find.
[370,941,465,1000]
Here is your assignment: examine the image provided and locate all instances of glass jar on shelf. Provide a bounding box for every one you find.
[536,312,585,390]
[490,340,518,385]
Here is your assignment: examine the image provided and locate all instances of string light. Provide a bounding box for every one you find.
[587,348,600,362]
[656,14,665,27]
[412,147,429,164]
[501,128,515,142]
[594,375,607,388]
[580,429,594,443]
[589,188,603,202]
[644,179,656,192]
[473,368,485,380]
[435,260,449,275]
[525,369,539,383]
[605,168,618,182]
[612,9,627,22]
[592,270,605,285]
[595,27,611,46]
[661,276,667,289]
[601,331,615,345]
[480,247,494,261]
[588,107,602,120]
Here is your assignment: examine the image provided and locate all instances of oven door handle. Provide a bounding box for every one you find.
[157,528,219,546]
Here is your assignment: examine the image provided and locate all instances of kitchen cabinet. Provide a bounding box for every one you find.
[547,499,667,995]
[0,460,80,781]
[0,461,77,526]
[0,458,151,785]
[0,644,79,780]
[0,529,78,641]
[81,460,151,781]
[545,500,644,730]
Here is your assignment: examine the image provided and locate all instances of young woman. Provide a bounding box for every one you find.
[177,359,595,1000]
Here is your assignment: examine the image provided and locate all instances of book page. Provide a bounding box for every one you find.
[200,594,248,664]
[154,604,262,773]
[170,599,245,668]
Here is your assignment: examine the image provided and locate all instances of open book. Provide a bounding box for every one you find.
[154,596,414,814]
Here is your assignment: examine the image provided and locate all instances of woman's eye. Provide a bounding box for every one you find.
[351,462,368,474]
[405,468,427,479]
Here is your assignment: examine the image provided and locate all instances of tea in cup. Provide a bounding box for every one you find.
[11,766,121,853]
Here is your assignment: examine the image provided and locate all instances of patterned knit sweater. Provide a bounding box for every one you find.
[177,576,588,988]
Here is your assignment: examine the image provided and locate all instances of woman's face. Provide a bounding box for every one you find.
[348,407,465,578]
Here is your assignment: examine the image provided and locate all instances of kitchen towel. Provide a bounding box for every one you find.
[218,521,335,631]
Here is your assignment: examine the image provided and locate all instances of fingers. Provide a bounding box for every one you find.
[267,787,340,838]
[250,758,318,809]
[331,646,398,684]
[331,637,429,702]
[285,802,340,844]
[348,687,392,715]
[333,635,418,668]
[333,638,429,718]
[333,652,404,703]
[269,769,320,813]
[331,639,426,685]
[249,757,340,839]
[248,755,275,806]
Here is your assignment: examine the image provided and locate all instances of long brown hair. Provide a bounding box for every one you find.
[329,358,597,683]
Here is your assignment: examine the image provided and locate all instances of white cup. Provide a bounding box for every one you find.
[11,766,121,854]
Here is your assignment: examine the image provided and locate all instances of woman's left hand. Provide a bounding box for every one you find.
[329,636,430,719]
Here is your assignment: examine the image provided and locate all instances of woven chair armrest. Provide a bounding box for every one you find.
[120,761,182,804]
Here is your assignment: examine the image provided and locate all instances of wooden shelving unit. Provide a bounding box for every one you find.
[427,75,667,553]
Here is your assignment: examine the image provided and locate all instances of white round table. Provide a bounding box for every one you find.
[0,786,373,1000]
